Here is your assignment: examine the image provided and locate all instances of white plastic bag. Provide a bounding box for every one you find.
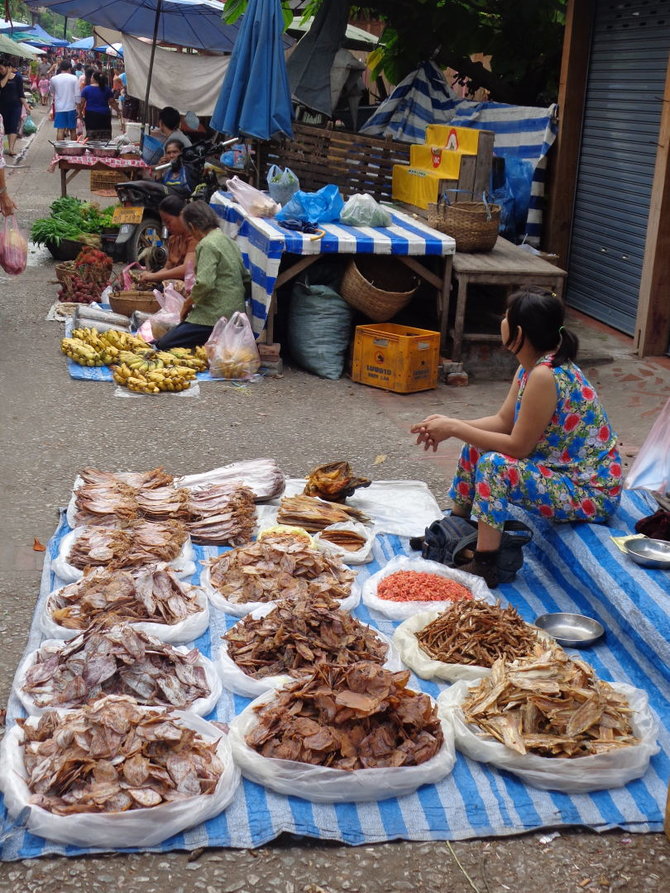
[266,164,299,206]
[13,637,221,717]
[339,194,392,228]
[228,688,456,803]
[362,554,495,621]
[205,312,261,380]
[625,397,670,493]
[226,176,280,217]
[313,522,376,565]
[0,709,241,847]
[393,609,551,683]
[200,564,361,617]
[51,528,196,584]
[438,680,660,793]
[147,284,186,340]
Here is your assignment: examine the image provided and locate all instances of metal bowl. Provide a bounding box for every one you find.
[86,142,119,158]
[51,141,86,156]
[534,612,605,648]
[624,537,670,569]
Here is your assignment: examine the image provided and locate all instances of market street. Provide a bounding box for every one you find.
[1,109,670,892]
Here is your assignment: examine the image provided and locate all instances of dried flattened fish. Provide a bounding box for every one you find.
[67,520,188,571]
[277,495,369,532]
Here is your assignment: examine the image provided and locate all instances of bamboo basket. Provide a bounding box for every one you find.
[55,262,78,297]
[90,169,128,192]
[340,257,419,322]
[109,289,160,316]
[427,200,501,252]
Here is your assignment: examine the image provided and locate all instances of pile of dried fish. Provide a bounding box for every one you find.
[277,494,369,532]
[187,483,256,545]
[17,697,223,814]
[22,625,211,709]
[224,594,388,679]
[177,458,286,502]
[79,467,174,491]
[462,645,639,758]
[207,532,355,604]
[136,486,190,522]
[74,481,138,527]
[304,462,371,503]
[246,661,443,769]
[318,528,368,553]
[67,520,188,570]
[416,602,540,667]
[47,564,202,629]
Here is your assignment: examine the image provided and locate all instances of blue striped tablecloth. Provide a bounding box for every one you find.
[210,192,455,337]
[1,489,668,861]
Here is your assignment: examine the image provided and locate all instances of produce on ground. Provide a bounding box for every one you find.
[416,601,541,667]
[74,479,138,526]
[56,248,114,303]
[177,458,286,502]
[462,645,639,757]
[61,328,151,367]
[186,482,256,546]
[277,494,369,532]
[304,462,371,503]
[223,594,388,679]
[112,362,197,394]
[136,486,190,522]
[377,570,473,603]
[31,197,118,248]
[317,528,368,552]
[66,520,188,571]
[246,661,444,769]
[47,564,203,630]
[22,624,211,709]
[16,696,224,814]
[207,532,355,604]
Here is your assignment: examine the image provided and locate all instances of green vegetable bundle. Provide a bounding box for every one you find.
[31,198,120,247]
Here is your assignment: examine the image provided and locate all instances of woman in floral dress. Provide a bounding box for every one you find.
[411,289,622,587]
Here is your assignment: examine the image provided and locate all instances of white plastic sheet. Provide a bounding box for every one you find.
[13,638,222,718]
[362,554,495,621]
[0,710,241,848]
[313,522,375,565]
[438,680,660,793]
[228,688,456,803]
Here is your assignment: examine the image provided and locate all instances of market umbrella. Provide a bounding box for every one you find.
[69,36,94,49]
[0,32,40,59]
[210,0,293,141]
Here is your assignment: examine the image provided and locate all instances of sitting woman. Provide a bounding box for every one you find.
[139,195,196,289]
[155,202,250,350]
[411,289,622,588]
[154,138,192,193]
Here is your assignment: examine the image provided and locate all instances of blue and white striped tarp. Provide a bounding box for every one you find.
[1,488,668,861]
[361,62,557,244]
[210,192,455,337]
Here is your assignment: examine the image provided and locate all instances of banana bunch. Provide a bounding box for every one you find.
[155,347,209,373]
[61,336,108,367]
[111,363,197,394]
[71,328,147,352]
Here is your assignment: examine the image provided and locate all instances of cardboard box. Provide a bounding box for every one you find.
[351,323,440,393]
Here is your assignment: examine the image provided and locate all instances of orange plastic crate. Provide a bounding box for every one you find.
[351,323,440,393]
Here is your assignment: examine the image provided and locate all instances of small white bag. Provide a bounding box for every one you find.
[313,522,376,565]
[226,176,280,217]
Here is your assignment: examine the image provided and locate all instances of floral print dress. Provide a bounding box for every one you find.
[448,357,623,530]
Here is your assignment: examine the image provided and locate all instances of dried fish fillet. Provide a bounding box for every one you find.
[304,462,371,503]
[187,483,256,546]
[67,521,188,571]
[177,458,285,502]
[277,495,369,532]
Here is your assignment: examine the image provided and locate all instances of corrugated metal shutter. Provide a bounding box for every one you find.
[567,0,670,334]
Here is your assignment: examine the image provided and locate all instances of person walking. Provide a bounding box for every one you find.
[0,55,30,157]
[80,71,118,140]
[49,60,81,141]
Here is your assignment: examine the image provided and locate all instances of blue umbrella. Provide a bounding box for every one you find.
[211,0,293,141]
[69,36,94,49]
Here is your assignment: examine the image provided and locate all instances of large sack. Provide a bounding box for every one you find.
[287,278,353,380]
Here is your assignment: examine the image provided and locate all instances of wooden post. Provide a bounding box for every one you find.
[543,0,596,265]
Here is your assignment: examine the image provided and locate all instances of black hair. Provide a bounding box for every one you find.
[93,72,108,90]
[59,60,72,73]
[164,139,183,152]
[159,106,181,130]
[159,194,186,217]
[504,287,578,367]
[182,202,220,233]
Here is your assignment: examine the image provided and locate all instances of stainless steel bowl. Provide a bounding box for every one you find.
[51,141,86,156]
[87,142,119,158]
[534,612,605,648]
[624,537,670,569]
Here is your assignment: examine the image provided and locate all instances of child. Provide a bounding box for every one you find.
[39,76,50,106]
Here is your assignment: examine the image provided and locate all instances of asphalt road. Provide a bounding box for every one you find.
[1,109,669,892]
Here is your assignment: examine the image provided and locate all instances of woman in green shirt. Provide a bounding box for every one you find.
[155,202,250,350]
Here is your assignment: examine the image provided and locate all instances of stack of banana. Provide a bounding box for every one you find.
[61,328,149,367]
[112,361,197,394]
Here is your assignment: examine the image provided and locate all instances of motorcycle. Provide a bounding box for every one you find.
[109,138,237,262]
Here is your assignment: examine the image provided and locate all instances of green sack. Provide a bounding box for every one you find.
[22,115,37,136]
[288,278,353,380]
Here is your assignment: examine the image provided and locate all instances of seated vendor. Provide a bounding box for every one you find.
[155,202,250,350]
[153,105,191,149]
[139,195,196,287]
[154,139,192,193]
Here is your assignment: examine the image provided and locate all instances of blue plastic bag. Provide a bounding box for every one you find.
[22,115,37,136]
[276,185,344,226]
[142,134,165,165]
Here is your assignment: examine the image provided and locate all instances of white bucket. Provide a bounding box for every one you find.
[125,121,145,144]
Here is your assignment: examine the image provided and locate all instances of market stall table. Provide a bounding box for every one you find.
[210,192,456,343]
[48,153,153,198]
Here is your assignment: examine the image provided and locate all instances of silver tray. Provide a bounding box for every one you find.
[534,612,605,648]
[51,141,86,156]
[624,537,670,569]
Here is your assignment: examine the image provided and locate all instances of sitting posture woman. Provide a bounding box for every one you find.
[80,71,117,140]
[154,139,192,193]
[155,202,250,350]
[139,195,196,288]
[411,289,622,587]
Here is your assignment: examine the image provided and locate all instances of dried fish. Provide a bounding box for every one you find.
[416,602,540,667]
[318,529,368,552]
[247,662,443,769]
[79,467,174,491]
[304,462,371,503]
[187,483,256,546]
[47,564,202,630]
[277,494,369,533]
[74,481,138,528]
[23,625,211,709]
[17,696,223,815]
[177,458,286,502]
[462,645,639,758]
[67,521,188,571]
[207,532,355,605]
[224,594,387,679]
[136,486,190,522]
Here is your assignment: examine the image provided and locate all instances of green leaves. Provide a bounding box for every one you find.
[31,199,119,246]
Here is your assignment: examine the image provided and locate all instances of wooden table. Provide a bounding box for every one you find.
[448,236,567,360]
[50,154,152,197]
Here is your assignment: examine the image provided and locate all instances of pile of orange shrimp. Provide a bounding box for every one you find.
[377,571,473,603]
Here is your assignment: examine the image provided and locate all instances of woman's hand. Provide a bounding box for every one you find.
[0,191,17,217]
[410,414,460,452]
[139,271,156,283]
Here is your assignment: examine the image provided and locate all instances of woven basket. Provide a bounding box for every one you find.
[90,169,127,192]
[427,201,501,252]
[109,290,160,316]
[340,257,419,322]
[55,261,78,295]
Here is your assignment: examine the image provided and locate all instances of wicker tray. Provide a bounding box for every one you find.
[340,257,418,322]
[427,201,501,252]
[90,169,128,192]
[109,289,160,316]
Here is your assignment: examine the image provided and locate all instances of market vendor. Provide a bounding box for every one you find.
[154,202,250,350]
[153,139,192,192]
[139,195,196,288]
[411,289,622,588]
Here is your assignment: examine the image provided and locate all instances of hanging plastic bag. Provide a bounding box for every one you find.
[142,284,186,341]
[0,216,28,275]
[205,312,261,380]
[226,176,280,217]
[142,133,165,165]
[276,185,344,226]
[625,397,670,493]
[339,194,392,228]
[266,165,300,206]
[120,261,145,290]
[22,115,37,136]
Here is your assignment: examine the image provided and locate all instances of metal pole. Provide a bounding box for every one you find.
[139,0,162,155]
[63,17,68,41]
